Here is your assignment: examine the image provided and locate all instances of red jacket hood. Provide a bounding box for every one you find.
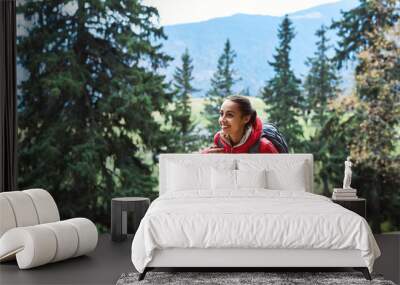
[213,116,263,153]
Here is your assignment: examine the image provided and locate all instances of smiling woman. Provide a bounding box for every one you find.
[201,95,278,154]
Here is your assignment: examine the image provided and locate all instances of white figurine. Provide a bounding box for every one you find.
[343,156,353,189]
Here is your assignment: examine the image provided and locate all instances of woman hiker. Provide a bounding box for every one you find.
[201,95,279,154]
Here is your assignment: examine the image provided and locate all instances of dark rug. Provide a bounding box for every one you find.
[116,271,395,285]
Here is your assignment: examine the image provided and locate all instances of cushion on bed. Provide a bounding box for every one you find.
[167,162,210,191]
[211,168,236,191]
[237,159,309,191]
[160,155,313,194]
[236,169,268,189]
[266,167,306,191]
[211,169,268,191]
[166,159,236,192]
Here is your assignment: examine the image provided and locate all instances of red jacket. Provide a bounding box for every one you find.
[213,117,278,153]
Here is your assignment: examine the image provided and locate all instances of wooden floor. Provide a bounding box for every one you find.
[1,233,398,285]
[0,234,134,285]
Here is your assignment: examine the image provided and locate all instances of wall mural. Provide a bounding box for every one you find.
[16,0,399,233]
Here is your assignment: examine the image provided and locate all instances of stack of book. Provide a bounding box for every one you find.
[332,188,357,200]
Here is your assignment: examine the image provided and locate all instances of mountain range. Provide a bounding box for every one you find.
[161,0,359,97]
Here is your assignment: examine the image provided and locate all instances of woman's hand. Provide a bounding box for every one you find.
[200,145,225,154]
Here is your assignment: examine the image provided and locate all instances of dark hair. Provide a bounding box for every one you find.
[225,95,257,127]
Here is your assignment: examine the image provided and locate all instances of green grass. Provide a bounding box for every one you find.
[190,96,269,128]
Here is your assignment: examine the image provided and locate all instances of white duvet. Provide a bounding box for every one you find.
[131,190,380,273]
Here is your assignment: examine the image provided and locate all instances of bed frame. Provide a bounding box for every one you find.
[138,154,371,281]
[141,248,370,280]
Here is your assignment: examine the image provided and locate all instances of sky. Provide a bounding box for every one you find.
[142,0,341,26]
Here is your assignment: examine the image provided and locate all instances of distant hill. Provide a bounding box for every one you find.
[161,0,359,97]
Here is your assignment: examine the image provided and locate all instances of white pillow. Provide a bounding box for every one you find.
[211,168,236,191]
[265,164,306,191]
[238,159,308,191]
[167,159,236,192]
[211,169,268,191]
[167,162,211,191]
[236,169,267,189]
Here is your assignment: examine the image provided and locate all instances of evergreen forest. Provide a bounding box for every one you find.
[16,0,399,233]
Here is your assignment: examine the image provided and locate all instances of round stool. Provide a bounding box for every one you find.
[111,197,150,242]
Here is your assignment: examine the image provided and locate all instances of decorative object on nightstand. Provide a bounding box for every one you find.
[332,188,358,200]
[332,157,358,200]
[332,198,366,219]
[111,197,150,242]
[342,156,353,189]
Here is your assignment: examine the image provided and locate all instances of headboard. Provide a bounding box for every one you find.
[159,154,314,195]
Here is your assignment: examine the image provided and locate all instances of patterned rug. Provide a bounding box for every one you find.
[116,271,395,285]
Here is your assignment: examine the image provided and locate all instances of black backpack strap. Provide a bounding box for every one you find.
[248,139,260,153]
[216,135,224,148]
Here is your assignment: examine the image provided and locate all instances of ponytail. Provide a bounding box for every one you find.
[249,109,257,126]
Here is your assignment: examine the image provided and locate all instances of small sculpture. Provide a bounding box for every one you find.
[342,156,353,189]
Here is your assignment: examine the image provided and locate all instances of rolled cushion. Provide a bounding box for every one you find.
[0,191,39,228]
[23,189,60,224]
[0,226,57,269]
[64,218,98,257]
[0,196,17,237]
[0,218,98,269]
[0,189,60,239]
[42,221,79,262]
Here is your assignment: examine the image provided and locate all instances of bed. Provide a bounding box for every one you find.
[131,154,380,280]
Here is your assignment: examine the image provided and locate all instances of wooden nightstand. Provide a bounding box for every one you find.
[332,198,366,219]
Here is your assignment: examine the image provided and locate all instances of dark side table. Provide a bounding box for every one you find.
[111,197,150,242]
[332,198,366,219]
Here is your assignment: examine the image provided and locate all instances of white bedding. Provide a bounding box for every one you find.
[131,190,380,273]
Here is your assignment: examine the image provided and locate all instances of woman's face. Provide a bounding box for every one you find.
[219,100,250,136]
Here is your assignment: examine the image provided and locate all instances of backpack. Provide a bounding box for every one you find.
[248,123,289,153]
[216,123,289,153]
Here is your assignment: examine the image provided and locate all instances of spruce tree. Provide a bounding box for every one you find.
[332,0,399,68]
[17,0,174,229]
[203,39,240,139]
[261,15,303,152]
[169,49,201,152]
[303,25,341,196]
[304,25,340,125]
[332,0,399,232]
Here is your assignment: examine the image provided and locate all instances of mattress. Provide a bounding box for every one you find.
[131,190,380,273]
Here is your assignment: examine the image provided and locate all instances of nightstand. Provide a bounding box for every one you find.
[332,198,366,219]
[111,197,150,242]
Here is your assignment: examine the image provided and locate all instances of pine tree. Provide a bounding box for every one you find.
[332,0,399,68]
[17,0,174,229]
[169,49,201,152]
[332,0,399,232]
[261,15,303,152]
[203,39,240,138]
[304,25,340,125]
[303,25,341,196]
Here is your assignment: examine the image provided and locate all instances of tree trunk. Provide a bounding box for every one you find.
[321,173,330,197]
[370,173,382,233]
